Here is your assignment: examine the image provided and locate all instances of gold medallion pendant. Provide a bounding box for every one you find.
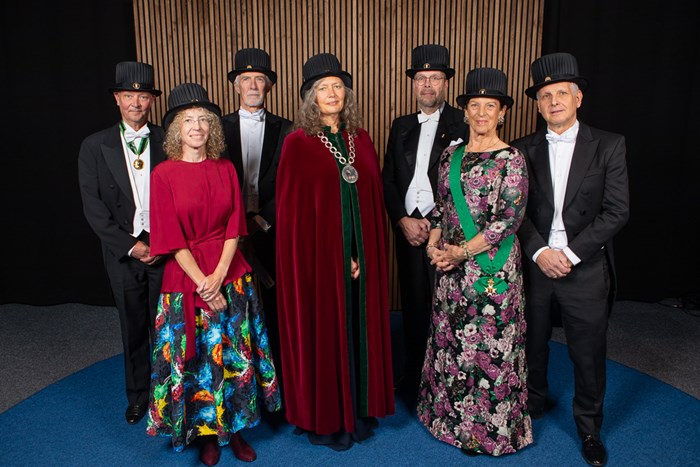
[133,158,144,170]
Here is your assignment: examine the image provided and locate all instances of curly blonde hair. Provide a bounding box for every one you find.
[163,107,226,160]
[295,80,362,135]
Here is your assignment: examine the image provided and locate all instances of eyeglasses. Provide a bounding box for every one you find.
[414,75,446,85]
[182,116,210,126]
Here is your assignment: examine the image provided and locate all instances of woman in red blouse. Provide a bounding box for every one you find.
[146,83,280,466]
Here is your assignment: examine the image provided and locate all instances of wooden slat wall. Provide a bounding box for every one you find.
[134,0,544,310]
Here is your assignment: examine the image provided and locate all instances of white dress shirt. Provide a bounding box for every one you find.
[405,104,445,217]
[119,122,151,256]
[533,120,582,265]
[239,108,266,213]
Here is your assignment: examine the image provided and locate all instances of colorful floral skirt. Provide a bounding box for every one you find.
[146,273,281,451]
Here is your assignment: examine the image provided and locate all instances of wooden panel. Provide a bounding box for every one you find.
[134,0,544,310]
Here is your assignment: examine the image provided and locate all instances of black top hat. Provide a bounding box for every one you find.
[405,44,455,79]
[227,48,277,85]
[162,83,222,129]
[525,52,589,99]
[456,67,514,109]
[300,53,352,98]
[109,61,161,96]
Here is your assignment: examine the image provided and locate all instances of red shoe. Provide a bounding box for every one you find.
[199,436,221,466]
[230,432,257,462]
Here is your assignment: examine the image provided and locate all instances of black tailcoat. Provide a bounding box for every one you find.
[382,103,468,388]
[78,122,166,407]
[222,110,292,226]
[511,121,629,436]
[222,109,292,394]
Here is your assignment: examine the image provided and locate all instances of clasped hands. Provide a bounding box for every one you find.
[197,269,227,312]
[428,243,468,273]
[536,248,573,279]
[130,240,160,265]
[399,217,430,247]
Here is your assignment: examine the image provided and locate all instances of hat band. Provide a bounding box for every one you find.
[539,73,580,83]
[113,81,156,91]
[413,63,449,69]
[233,65,271,71]
[466,87,507,97]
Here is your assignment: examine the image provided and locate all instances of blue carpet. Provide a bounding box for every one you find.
[1,342,699,466]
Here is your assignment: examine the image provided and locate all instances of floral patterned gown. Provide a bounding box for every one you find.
[416,144,533,456]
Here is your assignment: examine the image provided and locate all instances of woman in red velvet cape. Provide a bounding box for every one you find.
[276,54,394,450]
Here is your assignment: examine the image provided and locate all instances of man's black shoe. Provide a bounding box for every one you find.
[528,398,556,420]
[125,404,147,424]
[581,434,607,466]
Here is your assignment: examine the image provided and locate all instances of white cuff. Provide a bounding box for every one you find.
[563,247,581,266]
[532,246,548,263]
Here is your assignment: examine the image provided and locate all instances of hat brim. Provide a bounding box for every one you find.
[525,76,588,99]
[456,93,514,109]
[109,87,162,97]
[405,67,455,80]
[227,68,278,85]
[162,102,222,130]
[300,71,352,99]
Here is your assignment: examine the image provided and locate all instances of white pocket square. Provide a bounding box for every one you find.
[449,138,464,147]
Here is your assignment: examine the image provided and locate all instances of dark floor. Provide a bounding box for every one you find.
[0,300,698,414]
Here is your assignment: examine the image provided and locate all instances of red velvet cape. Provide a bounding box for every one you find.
[276,128,394,434]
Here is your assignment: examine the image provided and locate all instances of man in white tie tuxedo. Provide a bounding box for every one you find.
[78,61,166,425]
[382,44,468,401]
[221,48,291,410]
[511,53,629,467]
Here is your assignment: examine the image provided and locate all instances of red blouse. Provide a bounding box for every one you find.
[150,157,250,308]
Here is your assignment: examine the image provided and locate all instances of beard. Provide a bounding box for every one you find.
[417,92,444,109]
[242,94,265,108]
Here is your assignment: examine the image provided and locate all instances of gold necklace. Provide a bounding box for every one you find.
[467,136,501,153]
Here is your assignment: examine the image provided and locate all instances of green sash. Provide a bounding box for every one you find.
[448,145,514,296]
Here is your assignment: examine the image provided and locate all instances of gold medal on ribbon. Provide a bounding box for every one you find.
[133,158,144,170]
[485,278,497,296]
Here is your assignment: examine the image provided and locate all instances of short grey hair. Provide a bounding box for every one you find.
[234,73,272,91]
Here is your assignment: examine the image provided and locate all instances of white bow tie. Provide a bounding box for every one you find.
[123,126,150,143]
[240,109,265,122]
[417,111,440,124]
[546,132,576,144]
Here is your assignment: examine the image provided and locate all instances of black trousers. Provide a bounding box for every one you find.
[524,249,610,436]
[103,241,164,407]
[393,224,435,386]
[249,230,284,394]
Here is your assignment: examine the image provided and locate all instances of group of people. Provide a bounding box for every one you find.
[79,43,628,467]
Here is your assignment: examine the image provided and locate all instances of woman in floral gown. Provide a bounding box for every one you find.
[146,83,280,466]
[417,68,532,456]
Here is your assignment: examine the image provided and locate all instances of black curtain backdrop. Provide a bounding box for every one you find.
[542,0,700,303]
[1,0,136,305]
[1,0,697,305]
